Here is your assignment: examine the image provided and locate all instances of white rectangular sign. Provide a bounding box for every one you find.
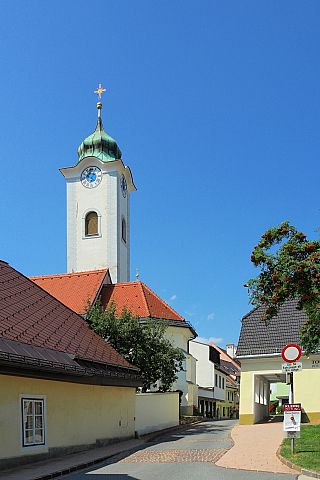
[282,362,302,373]
[312,360,320,368]
[283,404,301,432]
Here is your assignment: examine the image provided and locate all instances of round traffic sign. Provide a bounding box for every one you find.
[282,344,302,363]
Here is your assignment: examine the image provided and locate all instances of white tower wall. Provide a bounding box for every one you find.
[61,156,135,283]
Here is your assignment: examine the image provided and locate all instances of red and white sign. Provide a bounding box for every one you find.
[282,344,302,363]
[284,404,301,412]
[283,404,301,432]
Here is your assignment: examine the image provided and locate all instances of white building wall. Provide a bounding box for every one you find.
[189,341,214,387]
[214,375,226,401]
[164,325,197,415]
[62,157,133,282]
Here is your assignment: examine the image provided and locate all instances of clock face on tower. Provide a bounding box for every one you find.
[120,174,127,197]
[81,166,102,188]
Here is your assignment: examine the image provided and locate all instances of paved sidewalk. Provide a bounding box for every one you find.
[215,421,295,474]
[0,437,146,480]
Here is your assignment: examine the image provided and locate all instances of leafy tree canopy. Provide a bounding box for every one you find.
[245,221,320,356]
[85,299,185,392]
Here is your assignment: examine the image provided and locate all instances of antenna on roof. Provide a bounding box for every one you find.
[136,268,139,281]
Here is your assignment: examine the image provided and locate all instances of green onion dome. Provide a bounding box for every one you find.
[77,105,122,163]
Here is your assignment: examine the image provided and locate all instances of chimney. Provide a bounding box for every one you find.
[226,343,237,359]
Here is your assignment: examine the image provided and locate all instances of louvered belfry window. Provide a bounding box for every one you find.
[85,211,98,236]
[122,218,126,243]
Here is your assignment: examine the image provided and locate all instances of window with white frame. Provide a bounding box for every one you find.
[85,211,98,236]
[21,396,46,447]
[82,209,102,239]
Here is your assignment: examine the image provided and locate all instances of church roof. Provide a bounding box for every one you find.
[29,269,109,314]
[0,261,131,368]
[77,114,122,163]
[30,273,196,335]
[100,281,185,322]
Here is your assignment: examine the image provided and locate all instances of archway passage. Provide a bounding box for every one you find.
[253,372,287,424]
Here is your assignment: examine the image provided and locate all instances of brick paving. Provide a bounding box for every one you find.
[216,422,295,474]
[158,437,231,444]
[119,447,227,463]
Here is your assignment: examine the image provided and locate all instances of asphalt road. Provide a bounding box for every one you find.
[63,419,298,480]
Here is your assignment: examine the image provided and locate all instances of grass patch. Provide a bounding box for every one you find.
[280,424,320,473]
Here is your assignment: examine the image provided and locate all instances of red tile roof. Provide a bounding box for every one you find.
[100,282,185,321]
[0,261,132,368]
[29,269,109,314]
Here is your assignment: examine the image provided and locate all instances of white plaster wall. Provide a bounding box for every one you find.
[189,341,214,388]
[165,326,190,350]
[135,392,179,435]
[118,182,130,283]
[198,388,215,399]
[214,373,226,401]
[62,157,134,282]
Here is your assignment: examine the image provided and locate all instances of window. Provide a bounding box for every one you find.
[223,407,225,417]
[85,211,98,236]
[215,374,218,387]
[122,218,126,243]
[219,376,221,388]
[222,377,225,389]
[209,345,220,364]
[21,397,45,447]
[228,391,230,401]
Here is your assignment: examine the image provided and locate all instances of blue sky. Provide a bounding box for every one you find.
[1,1,320,347]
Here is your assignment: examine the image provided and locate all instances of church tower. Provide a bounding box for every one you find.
[60,87,136,283]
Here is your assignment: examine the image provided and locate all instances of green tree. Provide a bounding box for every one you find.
[245,221,320,356]
[85,299,185,392]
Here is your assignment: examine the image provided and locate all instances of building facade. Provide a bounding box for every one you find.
[60,102,135,282]
[237,299,320,424]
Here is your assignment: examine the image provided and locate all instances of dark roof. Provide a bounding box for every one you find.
[237,298,306,357]
[220,359,240,374]
[0,260,139,371]
[0,337,143,387]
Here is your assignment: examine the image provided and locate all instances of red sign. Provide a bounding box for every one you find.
[282,344,302,363]
[284,403,301,412]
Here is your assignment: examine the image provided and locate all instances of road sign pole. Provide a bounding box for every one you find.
[290,374,294,454]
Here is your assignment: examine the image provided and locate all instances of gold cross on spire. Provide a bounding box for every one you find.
[94,84,106,100]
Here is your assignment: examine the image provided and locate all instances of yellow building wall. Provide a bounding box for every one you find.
[0,374,136,460]
[293,356,320,422]
[239,356,320,425]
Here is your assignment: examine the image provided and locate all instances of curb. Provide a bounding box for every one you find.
[277,446,320,479]
[212,424,236,464]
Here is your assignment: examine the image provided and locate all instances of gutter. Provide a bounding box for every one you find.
[236,353,282,359]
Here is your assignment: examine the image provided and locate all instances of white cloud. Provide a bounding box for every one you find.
[196,336,224,346]
[170,294,177,301]
[207,312,214,321]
